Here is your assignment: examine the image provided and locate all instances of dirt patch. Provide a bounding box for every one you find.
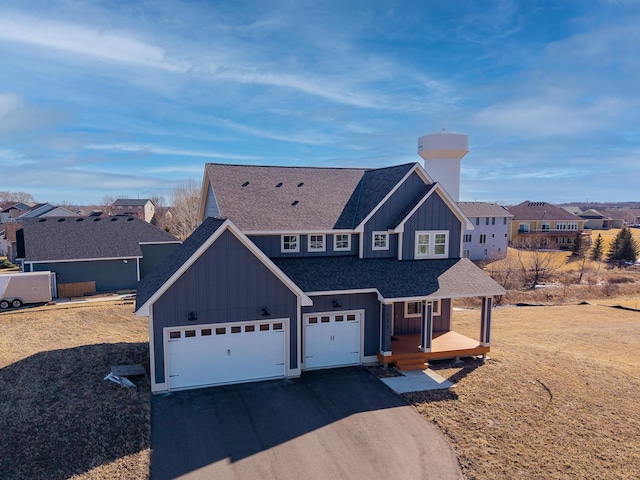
[0,303,150,479]
[408,304,640,480]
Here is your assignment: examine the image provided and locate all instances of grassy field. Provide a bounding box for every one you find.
[0,302,150,480]
[408,304,640,480]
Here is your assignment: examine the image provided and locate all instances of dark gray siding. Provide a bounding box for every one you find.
[362,171,427,259]
[402,193,462,259]
[302,293,380,358]
[249,234,359,258]
[203,184,220,218]
[433,298,452,332]
[392,298,452,335]
[31,260,138,292]
[139,243,180,279]
[151,229,299,384]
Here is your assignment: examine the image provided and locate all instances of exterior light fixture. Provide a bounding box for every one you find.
[261,307,271,317]
[187,312,197,321]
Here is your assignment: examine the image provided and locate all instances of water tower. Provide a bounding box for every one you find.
[418,131,468,201]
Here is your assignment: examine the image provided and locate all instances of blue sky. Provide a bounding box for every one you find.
[1,0,639,206]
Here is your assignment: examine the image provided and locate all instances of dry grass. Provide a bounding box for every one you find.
[0,302,150,480]
[407,304,640,480]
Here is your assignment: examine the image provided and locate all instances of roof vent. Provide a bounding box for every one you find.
[292,200,299,206]
[276,182,283,188]
[57,218,65,222]
[76,218,84,222]
[297,182,304,187]
[242,181,250,187]
[111,217,118,221]
[93,218,101,221]
[38,218,46,222]
[127,217,134,221]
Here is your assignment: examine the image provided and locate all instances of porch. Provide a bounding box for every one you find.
[376,331,490,371]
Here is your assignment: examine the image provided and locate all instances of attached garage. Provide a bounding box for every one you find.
[165,319,288,390]
[304,311,361,370]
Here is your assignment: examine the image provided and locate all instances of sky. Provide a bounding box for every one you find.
[1,0,639,206]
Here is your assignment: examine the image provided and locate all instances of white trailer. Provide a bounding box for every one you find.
[0,271,55,309]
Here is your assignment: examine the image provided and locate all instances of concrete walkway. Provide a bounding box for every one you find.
[379,369,454,394]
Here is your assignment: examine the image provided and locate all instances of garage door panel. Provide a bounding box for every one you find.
[167,321,286,390]
[305,312,360,370]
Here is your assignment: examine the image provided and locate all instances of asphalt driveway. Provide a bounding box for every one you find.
[151,367,461,480]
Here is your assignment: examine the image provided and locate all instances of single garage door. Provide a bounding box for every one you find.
[166,320,287,390]
[304,312,360,370]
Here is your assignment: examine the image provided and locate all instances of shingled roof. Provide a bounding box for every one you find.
[204,162,418,231]
[22,216,178,262]
[458,202,513,218]
[273,256,505,299]
[507,201,580,221]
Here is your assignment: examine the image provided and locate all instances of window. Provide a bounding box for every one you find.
[415,231,449,258]
[185,330,196,337]
[484,248,488,256]
[405,301,422,317]
[245,325,255,333]
[201,328,212,336]
[308,234,326,252]
[519,223,530,233]
[281,235,300,253]
[492,217,496,225]
[541,223,550,232]
[463,249,470,258]
[485,217,489,225]
[568,222,578,231]
[475,217,480,226]
[372,231,389,250]
[231,326,241,333]
[504,217,508,225]
[169,331,181,339]
[556,222,567,231]
[463,234,472,243]
[479,234,487,244]
[334,234,351,251]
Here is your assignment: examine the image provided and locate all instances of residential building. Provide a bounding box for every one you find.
[458,202,512,260]
[112,199,156,223]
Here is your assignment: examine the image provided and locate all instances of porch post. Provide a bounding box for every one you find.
[380,303,393,355]
[420,302,433,353]
[480,297,492,347]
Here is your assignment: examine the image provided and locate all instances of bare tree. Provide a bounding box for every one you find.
[167,180,201,240]
[101,194,116,216]
[0,191,35,208]
[485,253,520,305]
[515,237,564,289]
[149,195,167,228]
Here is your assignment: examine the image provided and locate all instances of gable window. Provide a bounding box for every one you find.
[479,234,487,244]
[334,234,351,251]
[415,231,448,258]
[463,234,472,243]
[308,234,326,252]
[281,235,300,253]
[372,232,389,250]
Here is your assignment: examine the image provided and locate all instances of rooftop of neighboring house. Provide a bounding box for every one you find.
[604,208,629,221]
[112,199,153,207]
[507,201,582,222]
[578,209,609,219]
[21,216,178,262]
[203,162,429,231]
[562,206,583,215]
[458,201,513,219]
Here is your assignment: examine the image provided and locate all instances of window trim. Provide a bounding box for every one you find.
[281,234,300,253]
[372,231,389,251]
[333,233,351,251]
[405,300,441,318]
[308,234,326,252]
[415,230,449,259]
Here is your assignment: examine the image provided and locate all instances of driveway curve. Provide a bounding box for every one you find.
[151,367,461,480]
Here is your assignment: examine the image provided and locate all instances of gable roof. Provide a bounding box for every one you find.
[273,256,505,300]
[22,216,178,262]
[458,202,513,219]
[202,162,418,231]
[113,199,152,206]
[136,217,312,315]
[507,201,581,222]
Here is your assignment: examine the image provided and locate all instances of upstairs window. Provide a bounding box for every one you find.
[334,234,351,251]
[541,223,550,232]
[281,235,300,253]
[568,222,578,230]
[519,223,530,233]
[372,232,389,250]
[308,234,326,252]
[475,217,480,226]
[415,231,448,258]
[463,234,472,243]
[479,234,487,244]
[556,222,567,231]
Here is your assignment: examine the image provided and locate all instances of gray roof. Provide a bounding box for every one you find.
[113,199,152,206]
[507,201,580,221]
[458,202,513,218]
[136,217,226,310]
[22,216,178,262]
[273,256,505,299]
[204,162,417,231]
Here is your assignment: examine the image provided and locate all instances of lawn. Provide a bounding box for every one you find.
[0,302,150,480]
[407,304,640,480]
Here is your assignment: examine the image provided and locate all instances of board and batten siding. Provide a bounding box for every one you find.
[139,243,180,279]
[203,184,221,218]
[392,298,452,335]
[362,171,428,259]
[150,229,299,385]
[302,292,380,358]
[401,192,462,259]
[249,234,359,258]
[31,260,138,292]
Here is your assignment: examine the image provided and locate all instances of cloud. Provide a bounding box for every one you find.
[0,92,66,139]
[85,143,261,161]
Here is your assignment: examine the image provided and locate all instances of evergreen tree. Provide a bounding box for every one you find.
[570,230,587,257]
[608,227,639,264]
[591,234,604,261]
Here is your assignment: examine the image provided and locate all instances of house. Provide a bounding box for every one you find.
[507,201,591,248]
[21,216,180,296]
[0,203,32,224]
[604,208,630,228]
[577,209,613,230]
[112,199,155,223]
[0,223,23,263]
[458,202,512,260]
[136,133,505,394]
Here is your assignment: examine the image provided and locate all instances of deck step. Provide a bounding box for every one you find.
[395,360,429,371]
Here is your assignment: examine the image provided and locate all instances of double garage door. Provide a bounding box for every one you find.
[304,312,361,370]
[166,320,286,390]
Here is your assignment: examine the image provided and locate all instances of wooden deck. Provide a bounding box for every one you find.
[376,331,490,371]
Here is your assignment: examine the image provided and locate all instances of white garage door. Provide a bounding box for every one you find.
[304,312,360,370]
[166,320,287,390]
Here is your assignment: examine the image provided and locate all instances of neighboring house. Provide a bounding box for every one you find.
[577,209,612,230]
[136,160,505,394]
[0,203,32,223]
[628,208,640,226]
[21,216,180,296]
[604,208,631,228]
[458,202,512,260]
[0,223,23,263]
[507,201,591,248]
[112,199,155,223]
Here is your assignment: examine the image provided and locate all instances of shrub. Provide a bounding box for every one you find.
[607,276,635,284]
[0,259,15,269]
